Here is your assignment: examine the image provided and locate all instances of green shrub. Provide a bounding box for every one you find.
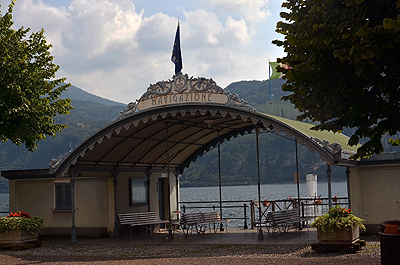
[0,212,44,234]
[311,205,366,234]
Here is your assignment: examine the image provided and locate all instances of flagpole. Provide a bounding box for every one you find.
[268,59,272,101]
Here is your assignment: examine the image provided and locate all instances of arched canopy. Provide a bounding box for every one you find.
[50,74,359,177]
[50,105,359,177]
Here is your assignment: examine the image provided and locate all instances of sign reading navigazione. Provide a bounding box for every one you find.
[116,73,254,117]
[137,92,229,110]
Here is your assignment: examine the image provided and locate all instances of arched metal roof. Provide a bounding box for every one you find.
[50,103,359,177]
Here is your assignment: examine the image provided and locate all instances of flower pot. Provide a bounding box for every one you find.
[0,230,38,244]
[317,224,360,242]
[263,200,270,207]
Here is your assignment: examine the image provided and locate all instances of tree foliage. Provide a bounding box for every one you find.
[0,1,72,151]
[273,0,400,158]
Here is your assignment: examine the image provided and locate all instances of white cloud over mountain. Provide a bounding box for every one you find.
[7,0,285,104]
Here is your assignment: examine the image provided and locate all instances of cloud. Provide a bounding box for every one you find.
[224,17,251,44]
[182,9,252,47]
[9,0,283,104]
[11,0,72,57]
[67,0,143,58]
[183,9,223,46]
[199,0,271,23]
[137,13,177,52]
[184,47,269,87]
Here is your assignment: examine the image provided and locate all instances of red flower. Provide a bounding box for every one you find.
[6,211,31,219]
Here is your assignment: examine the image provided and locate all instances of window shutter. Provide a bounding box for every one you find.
[55,184,63,209]
[55,183,72,210]
[64,184,72,210]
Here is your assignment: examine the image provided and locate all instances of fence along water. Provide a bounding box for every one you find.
[179,196,348,229]
[179,180,349,228]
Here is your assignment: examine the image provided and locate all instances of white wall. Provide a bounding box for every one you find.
[350,163,400,233]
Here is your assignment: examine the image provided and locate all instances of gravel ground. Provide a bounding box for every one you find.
[0,237,381,265]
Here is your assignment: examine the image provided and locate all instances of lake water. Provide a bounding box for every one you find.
[0,193,9,217]
[0,181,348,227]
[179,181,348,228]
[180,181,348,202]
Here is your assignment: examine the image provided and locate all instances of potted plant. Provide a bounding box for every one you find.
[311,205,366,242]
[0,211,44,243]
[314,199,322,204]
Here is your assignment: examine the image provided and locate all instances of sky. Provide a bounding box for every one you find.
[3,0,287,104]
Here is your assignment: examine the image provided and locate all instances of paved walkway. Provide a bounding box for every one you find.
[85,226,319,245]
[0,228,381,265]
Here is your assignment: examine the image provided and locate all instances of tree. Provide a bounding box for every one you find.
[273,0,400,158]
[0,1,72,151]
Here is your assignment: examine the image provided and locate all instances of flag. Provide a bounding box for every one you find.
[171,22,183,74]
[269,62,290,79]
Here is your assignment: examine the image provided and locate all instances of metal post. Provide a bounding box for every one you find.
[70,167,77,243]
[256,128,263,240]
[218,130,224,231]
[346,167,351,208]
[166,122,173,239]
[327,165,332,209]
[268,59,272,100]
[244,203,248,229]
[295,138,302,230]
[176,173,180,221]
[113,170,119,238]
[146,172,151,212]
[250,200,255,229]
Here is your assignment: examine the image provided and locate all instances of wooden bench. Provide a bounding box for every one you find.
[264,209,309,235]
[180,211,230,237]
[264,210,289,235]
[180,212,204,237]
[284,208,310,231]
[118,212,168,236]
[201,211,230,234]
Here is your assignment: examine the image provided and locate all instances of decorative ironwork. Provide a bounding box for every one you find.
[188,76,225,93]
[116,73,254,120]
[48,152,70,171]
[311,137,343,158]
[229,93,253,111]
[116,102,137,121]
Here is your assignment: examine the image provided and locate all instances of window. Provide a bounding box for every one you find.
[54,182,72,210]
[130,178,148,206]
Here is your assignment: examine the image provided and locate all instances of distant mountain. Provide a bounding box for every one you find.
[0,86,126,192]
[61,84,125,107]
[225,79,289,105]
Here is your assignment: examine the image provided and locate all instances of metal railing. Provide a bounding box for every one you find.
[1,197,348,226]
[179,200,251,229]
[180,196,348,229]
[0,211,9,217]
[251,196,349,228]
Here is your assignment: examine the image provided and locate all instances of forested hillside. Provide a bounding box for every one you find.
[179,79,346,187]
[0,85,124,192]
[225,78,289,105]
